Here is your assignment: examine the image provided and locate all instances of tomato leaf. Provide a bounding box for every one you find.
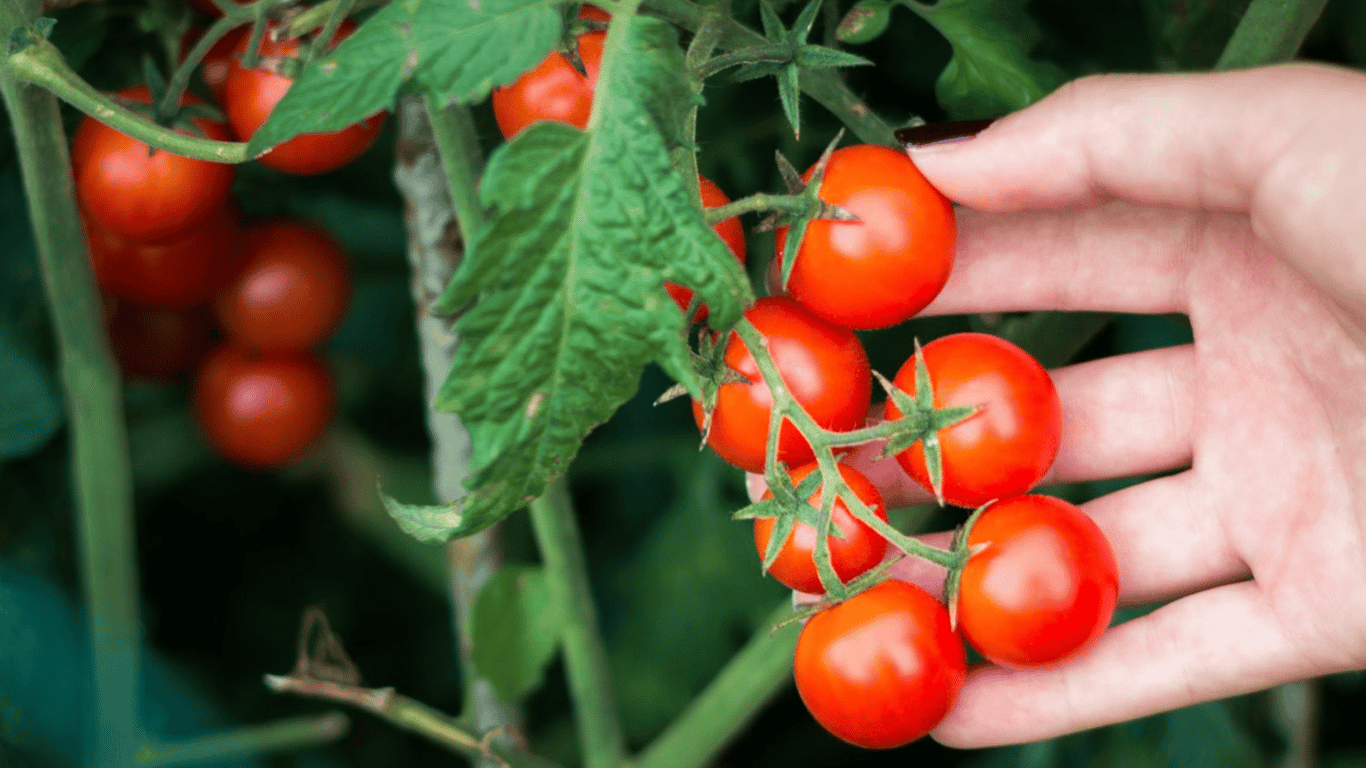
[247,0,560,155]
[470,566,563,701]
[387,16,753,541]
[905,0,1064,119]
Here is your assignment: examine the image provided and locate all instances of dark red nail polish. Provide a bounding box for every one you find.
[896,119,995,148]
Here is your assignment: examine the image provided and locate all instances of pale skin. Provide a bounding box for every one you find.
[750,62,1366,747]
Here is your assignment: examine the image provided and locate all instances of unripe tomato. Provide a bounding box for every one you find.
[193,343,336,468]
[884,332,1062,508]
[86,205,246,309]
[213,220,352,351]
[794,580,966,749]
[221,20,387,175]
[665,176,747,321]
[755,462,887,593]
[491,31,605,139]
[692,296,871,474]
[957,495,1119,668]
[775,144,955,330]
[71,86,235,243]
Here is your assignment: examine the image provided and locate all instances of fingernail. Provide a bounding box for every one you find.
[896,119,994,150]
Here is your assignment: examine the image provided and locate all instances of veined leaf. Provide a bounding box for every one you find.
[248,0,560,155]
[470,566,563,701]
[386,16,753,541]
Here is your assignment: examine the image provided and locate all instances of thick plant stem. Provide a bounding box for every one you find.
[424,98,486,245]
[529,480,626,768]
[1215,0,1330,70]
[0,17,141,768]
[637,602,800,768]
[393,95,521,765]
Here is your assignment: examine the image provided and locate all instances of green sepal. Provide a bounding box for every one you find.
[759,512,797,573]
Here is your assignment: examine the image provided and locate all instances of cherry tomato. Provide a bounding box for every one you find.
[578,4,611,21]
[774,144,955,330]
[193,343,336,468]
[691,296,870,474]
[794,579,966,749]
[755,462,887,594]
[665,176,747,321]
[86,205,246,309]
[106,300,212,381]
[70,85,235,244]
[884,332,1062,508]
[491,31,605,139]
[958,494,1119,668]
[213,220,352,351]
[221,21,387,175]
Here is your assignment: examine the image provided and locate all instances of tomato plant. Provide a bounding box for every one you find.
[106,300,212,381]
[957,494,1119,668]
[70,85,235,243]
[221,21,387,175]
[86,205,245,309]
[213,220,352,351]
[754,462,887,593]
[794,579,966,749]
[181,26,248,99]
[491,30,605,139]
[665,176,746,320]
[774,144,954,330]
[193,343,337,468]
[884,332,1062,507]
[692,296,871,474]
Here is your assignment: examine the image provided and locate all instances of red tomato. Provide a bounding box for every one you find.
[794,580,966,749]
[958,495,1119,668]
[106,300,213,381]
[665,176,747,321]
[755,462,887,594]
[774,144,955,330]
[193,343,336,468]
[884,332,1062,508]
[221,21,387,175]
[213,220,352,351]
[86,206,246,309]
[70,86,235,244]
[491,31,605,139]
[578,4,611,21]
[691,296,870,474]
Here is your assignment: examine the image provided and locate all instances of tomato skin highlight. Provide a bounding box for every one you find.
[71,86,236,244]
[86,206,246,309]
[665,176,747,321]
[193,343,336,468]
[884,332,1062,508]
[692,296,871,474]
[958,495,1120,668]
[755,462,888,594]
[492,31,605,140]
[775,144,955,330]
[794,580,966,749]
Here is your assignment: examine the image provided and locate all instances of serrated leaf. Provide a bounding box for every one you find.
[248,0,561,155]
[908,0,1065,119]
[412,17,753,540]
[470,566,563,701]
[0,327,61,460]
[381,492,475,542]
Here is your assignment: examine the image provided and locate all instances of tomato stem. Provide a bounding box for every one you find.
[139,713,350,766]
[703,191,809,224]
[426,99,487,246]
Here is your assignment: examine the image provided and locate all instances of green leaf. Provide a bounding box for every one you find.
[0,327,61,460]
[404,17,752,541]
[1138,0,1246,70]
[907,0,1065,119]
[836,0,895,45]
[470,566,563,701]
[247,0,561,155]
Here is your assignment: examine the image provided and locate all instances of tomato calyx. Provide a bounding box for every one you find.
[940,500,993,629]
[758,134,862,294]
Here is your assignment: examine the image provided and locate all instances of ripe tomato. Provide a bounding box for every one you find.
[957,495,1119,669]
[774,144,954,330]
[70,86,235,244]
[86,205,245,309]
[491,30,605,139]
[755,462,887,594]
[665,176,747,321]
[193,343,336,468]
[221,21,387,175]
[794,579,966,749]
[692,296,870,474]
[884,332,1062,508]
[106,300,212,381]
[213,220,352,351]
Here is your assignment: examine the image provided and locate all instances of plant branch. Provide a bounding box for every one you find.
[424,98,486,246]
[702,191,808,223]
[138,713,350,767]
[1215,0,1330,70]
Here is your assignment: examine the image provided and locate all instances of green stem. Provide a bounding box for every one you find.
[424,99,487,245]
[138,714,350,767]
[1215,0,1330,70]
[528,480,626,768]
[703,191,807,223]
[0,14,141,768]
[694,44,794,80]
[159,15,249,118]
[304,0,358,62]
[7,36,250,162]
[637,602,800,768]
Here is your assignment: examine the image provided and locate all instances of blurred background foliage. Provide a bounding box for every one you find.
[3,0,1366,765]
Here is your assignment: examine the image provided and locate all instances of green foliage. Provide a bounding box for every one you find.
[470,565,564,701]
[1139,0,1247,69]
[248,0,561,154]
[0,326,60,460]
